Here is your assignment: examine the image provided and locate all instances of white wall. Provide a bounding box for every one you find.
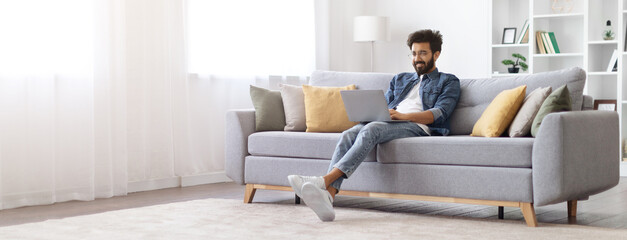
[325,0,490,79]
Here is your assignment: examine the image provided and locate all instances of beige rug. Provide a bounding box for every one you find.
[1,198,626,239]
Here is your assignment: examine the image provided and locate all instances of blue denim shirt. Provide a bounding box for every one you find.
[385,68,461,136]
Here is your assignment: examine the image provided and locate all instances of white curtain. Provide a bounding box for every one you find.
[0,0,105,209]
[0,0,193,210]
[187,0,315,170]
[0,0,315,210]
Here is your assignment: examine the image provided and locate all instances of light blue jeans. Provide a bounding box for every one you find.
[326,121,429,192]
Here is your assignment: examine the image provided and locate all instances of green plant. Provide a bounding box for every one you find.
[501,53,528,71]
[604,29,615,39]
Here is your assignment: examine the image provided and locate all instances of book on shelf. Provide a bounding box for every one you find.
[607,49,618,72]
[536,31,546,54]
[542,32,554,54]
[535,31,561,54]
[517,20,529,44]
[547,32,560,53]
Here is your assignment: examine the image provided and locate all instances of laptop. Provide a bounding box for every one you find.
[340,90,410,123]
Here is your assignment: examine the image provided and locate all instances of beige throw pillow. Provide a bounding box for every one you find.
[508,86,552,137]
[279,83,307,131]
[302,84,357,132]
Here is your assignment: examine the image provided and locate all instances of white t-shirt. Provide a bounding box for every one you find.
[394,79,431,135]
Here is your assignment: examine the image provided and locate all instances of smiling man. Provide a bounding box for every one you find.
[288,29,461,221]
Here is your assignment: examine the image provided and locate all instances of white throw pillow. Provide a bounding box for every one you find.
[508,86,552,137]
[279,83,307,131]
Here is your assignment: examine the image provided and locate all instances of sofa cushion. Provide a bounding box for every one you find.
[508,86,552,137]
[310,70,393,91]
[450,67,586,135]
[249,85,285,131]
[531,85,572,137]
[471,85,526,137]
[377,136,534,168]
[279,83,306,131]
[302,84,358,132]
[248,131,377,162]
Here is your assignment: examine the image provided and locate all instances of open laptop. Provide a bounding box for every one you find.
[340,90,410,123]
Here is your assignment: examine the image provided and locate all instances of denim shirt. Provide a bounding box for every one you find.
[385,68,461,136]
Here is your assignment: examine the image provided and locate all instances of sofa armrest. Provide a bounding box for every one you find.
[225,109,256,185]
[532,111,619,206]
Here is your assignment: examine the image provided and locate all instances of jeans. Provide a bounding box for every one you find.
[326,121,429,192]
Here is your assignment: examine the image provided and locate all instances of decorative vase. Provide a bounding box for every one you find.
[508,67,520,73]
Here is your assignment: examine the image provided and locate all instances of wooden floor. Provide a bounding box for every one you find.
[1,177,626,228]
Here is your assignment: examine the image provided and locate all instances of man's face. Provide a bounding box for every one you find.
[410,42,439,75]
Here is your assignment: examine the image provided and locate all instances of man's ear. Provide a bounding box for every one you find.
[434,51,441,61]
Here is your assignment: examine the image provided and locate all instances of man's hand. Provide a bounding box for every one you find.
[389,109,435,124]
[389,109,407,120]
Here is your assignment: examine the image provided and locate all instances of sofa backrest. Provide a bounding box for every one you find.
[449,67,586,135]
[310,70,393,91]
[310,67,587,135]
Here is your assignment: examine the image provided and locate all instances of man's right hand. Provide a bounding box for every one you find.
[389,109,404,120]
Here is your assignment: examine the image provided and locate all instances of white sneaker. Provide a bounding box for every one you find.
[287,175,325,198]
[301,182,335,221]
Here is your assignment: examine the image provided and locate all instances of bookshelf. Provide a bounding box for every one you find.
[489,0,626,176]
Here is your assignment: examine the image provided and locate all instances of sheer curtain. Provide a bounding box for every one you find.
[0,0,315,210]
[187,0,315,172]
[0,0,196,210]
[0,0,105,209]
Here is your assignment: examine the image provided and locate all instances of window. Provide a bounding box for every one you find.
[0,0,93,75]
[187,0,315,76]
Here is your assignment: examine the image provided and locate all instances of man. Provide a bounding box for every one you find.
[288,29,461,221]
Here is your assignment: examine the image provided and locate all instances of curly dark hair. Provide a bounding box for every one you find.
[406,29,443,53]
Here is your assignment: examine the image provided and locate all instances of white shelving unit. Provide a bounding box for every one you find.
[490,0,627,176]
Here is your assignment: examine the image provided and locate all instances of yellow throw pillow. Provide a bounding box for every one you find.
[471,85,527,137]
[302,84,358,132]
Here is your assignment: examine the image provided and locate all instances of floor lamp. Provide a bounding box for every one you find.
[353,16,390,72]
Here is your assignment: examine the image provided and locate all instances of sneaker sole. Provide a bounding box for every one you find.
[302,183,335,221]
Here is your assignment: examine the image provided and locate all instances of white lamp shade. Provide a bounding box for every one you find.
[353,16,390,42]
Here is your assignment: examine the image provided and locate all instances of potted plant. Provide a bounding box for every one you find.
[604,29,615,40]
[501,53,528,73]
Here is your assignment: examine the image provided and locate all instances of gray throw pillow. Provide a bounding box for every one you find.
[279,83,306,131]
[508,86,552,137]
[530,85,571,137]
[250,85,286,131]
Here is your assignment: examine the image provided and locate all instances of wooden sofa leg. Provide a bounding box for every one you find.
[567,200,577,217]
[244,184,257,203]
[520,203,538,227]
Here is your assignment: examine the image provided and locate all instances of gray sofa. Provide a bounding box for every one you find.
[225,67,619,227]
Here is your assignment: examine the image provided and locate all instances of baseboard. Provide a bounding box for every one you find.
[181,172,233,187]
[128,177,181,193]
[128,171,233,193]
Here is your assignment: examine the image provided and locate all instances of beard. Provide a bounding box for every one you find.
[413,54,435,75]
